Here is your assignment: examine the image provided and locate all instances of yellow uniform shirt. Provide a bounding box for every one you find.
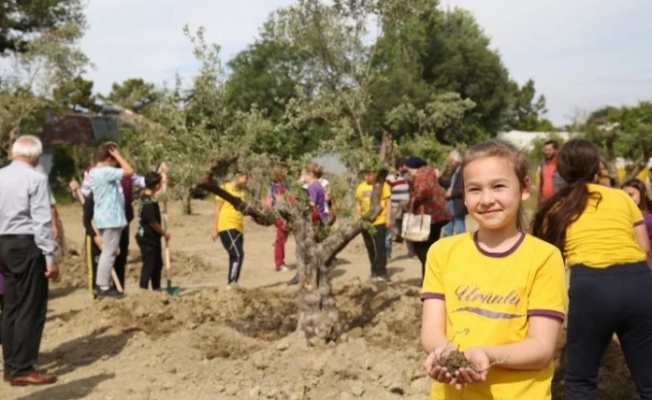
[565,184,645,268]
[421,232,567,400]
[355,182,391,226]
[215,182,246,233]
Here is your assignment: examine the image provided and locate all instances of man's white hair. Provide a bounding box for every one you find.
[448,150,462,163]
[12,135,43,159]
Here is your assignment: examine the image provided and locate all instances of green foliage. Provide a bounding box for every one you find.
[385,92,476,144]
[395,135,448,165]
[52,76,98,112]
[102,78,160,114]
[0,0,86,55]
[368,2,512,143]
[0,10,88,156]
[585,102,652,162]
[49,144,76,183]
[505,79,554,132]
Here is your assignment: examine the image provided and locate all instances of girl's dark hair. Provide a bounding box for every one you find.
[144,171,162,189]
[461,139,530,231]
[532,139,602,253]
[622,178,649,212]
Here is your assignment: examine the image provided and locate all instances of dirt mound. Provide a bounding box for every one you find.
[96,286,298,341]
[57,251,92,289]
[337,282,422,348]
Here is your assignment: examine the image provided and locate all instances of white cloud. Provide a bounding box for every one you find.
[80,0,652,126]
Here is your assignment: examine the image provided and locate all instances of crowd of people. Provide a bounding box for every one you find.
[2,133,652,399]
[0,137,170,385]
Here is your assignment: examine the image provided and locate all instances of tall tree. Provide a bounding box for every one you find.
[368,1,512,144]
[584,102,652,186]
[504,79,554,132]
[103,78,160,114]
[52,76,97,112]
[0,0,85,55]
[0,8,88,157]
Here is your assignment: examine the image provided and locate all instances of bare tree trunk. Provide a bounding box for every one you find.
[197,165,388,345]
[295,168,389,344]
[182,191,193,215]
[56,216,67,259]
[295,215,341,344]
[379,130,393,169]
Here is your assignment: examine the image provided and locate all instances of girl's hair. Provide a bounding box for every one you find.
[271,165,288,183]
[532,139,602,253]
[461,139,530,231]
[303,163,321,178]
[622,178,649,212]
[144,171,162,189]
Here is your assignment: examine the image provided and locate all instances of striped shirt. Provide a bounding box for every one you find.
[386,173,410,219]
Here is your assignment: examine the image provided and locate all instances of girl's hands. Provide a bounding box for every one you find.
[424,346,458,386]
[453,347,490,387]
[423,346,491,390]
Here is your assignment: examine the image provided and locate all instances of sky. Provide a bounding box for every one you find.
[80,0,652,127]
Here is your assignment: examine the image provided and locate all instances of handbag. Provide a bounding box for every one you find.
[401,211,432,242]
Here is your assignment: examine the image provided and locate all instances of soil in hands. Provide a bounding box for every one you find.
[438,347,475,374]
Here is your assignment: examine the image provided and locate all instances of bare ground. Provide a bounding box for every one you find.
[0,200,638,400]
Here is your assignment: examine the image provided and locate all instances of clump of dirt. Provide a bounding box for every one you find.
[436,347,474,373]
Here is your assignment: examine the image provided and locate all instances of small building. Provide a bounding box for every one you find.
[38,107,121,175]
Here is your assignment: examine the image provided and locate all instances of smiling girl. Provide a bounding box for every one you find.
[420,140,567,399]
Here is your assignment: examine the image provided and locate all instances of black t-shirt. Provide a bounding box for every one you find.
[136,194,162,246]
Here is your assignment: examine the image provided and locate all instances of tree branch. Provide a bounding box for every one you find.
[196,170,292,226]
[321,168,388,260]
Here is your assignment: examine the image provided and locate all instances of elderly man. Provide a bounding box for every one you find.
[0,135,59,385]
[439,150,467,237]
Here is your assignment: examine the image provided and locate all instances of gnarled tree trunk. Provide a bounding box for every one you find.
[197,161,389,345]
[294,167,389,344]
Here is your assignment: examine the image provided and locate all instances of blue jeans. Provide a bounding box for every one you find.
[385,228,392,259]
[442,200,466,237]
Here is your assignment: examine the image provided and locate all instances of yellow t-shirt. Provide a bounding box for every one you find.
[421,232,567,400]
[565,184,645,268]
[215,182,247,233]
[355,182,391,225]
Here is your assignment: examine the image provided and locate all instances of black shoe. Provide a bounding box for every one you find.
[96,287,125,298]
[287,274,299,286]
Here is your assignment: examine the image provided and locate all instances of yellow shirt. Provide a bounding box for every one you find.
[565,184,645,268]
[355,182,391,225]
[422,233,567,400]
[215,182,247,233]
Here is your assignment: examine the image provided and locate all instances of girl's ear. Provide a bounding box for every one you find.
[521,176,532,201]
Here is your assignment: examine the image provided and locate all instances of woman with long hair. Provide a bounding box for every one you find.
[532,139,652,399]
[622,178,652,244]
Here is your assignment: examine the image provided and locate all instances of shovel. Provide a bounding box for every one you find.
[163,234,180,296]
[162,202,180,296]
